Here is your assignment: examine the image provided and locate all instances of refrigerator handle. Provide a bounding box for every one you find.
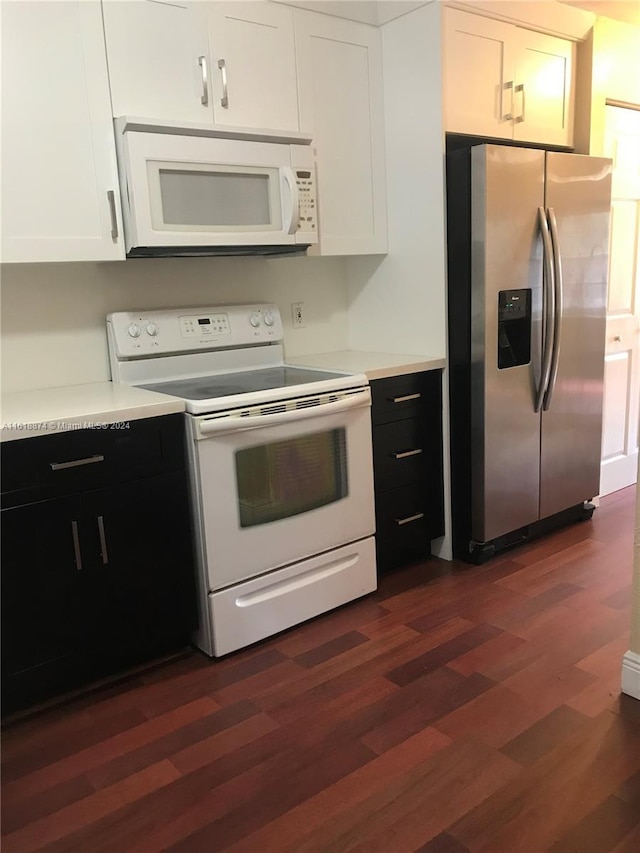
[544,207,563,411]
[536,207,555,413]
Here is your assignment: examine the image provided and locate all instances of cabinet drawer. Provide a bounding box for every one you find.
[371,371,439,425]
[375,484,429,538]
[373,418,428,492]
[1,415,185,507]
[375,486,431,572]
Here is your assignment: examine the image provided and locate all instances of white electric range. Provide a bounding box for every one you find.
[107,303,377,657]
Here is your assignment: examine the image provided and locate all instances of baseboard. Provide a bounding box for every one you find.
[622,651,640,700]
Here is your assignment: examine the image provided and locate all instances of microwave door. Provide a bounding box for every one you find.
[121,131,298,250]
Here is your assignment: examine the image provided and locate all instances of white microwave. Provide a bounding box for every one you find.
[114,118,318,257]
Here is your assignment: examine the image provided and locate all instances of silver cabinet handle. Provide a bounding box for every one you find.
[536,207,555,413]
[97,515,109,566]
[107,190,118,240]
[390,393,421,404]
[198,55,209,106]
[544,207,563,411]
[71,521,83,571]
[218,58,228,108]
[502,80,514,121]
[515,83,525,123]
[392,448,423,460]
[50,454,105,471]
[394,512,425,526]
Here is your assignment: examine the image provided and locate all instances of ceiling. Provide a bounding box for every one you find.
[558,1,640,26]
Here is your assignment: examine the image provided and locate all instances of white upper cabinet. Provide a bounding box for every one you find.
[102,0,210,124]
[444,8,575,147]
[512,28,574,146]
[295,11,387,255]
[1,1,124,263]
[102,1,299,132]
[207,3,299,131]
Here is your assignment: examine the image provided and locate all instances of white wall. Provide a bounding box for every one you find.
[0,256,349,393]
[346,1,447,358]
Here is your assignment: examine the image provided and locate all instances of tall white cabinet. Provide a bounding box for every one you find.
[1,1,124,263]
[295,11,388,255]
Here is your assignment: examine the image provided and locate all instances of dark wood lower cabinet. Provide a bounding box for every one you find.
[371,370,445,572]
[1,415,196,715]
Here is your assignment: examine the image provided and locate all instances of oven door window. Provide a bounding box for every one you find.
[235,429,348,527]
[147,161,282,232]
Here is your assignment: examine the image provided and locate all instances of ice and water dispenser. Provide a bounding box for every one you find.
[497,289,531,369]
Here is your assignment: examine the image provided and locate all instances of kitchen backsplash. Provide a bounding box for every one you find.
[0,256,349,393]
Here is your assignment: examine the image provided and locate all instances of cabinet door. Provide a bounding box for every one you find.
[1,496,92,711]
[443,9,515,140]
[207,2,299,131]
[102,0,212,124]
[512,29,574,146]
[82,473,195,654]
[295,11,387,255]
[0,1,123,263]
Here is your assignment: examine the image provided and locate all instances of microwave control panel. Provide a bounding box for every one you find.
[295,169,317,234]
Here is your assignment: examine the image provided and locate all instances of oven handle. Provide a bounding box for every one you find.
[195,389,371,438]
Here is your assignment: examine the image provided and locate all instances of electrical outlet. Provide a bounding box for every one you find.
[292,302,305,328]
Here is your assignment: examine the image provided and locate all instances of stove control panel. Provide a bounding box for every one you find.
[107,303,284,359]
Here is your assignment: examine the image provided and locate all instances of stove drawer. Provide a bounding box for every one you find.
[1,415,185,506]
[208,537,377,656]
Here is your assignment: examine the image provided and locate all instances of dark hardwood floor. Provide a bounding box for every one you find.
[2,487,639,852]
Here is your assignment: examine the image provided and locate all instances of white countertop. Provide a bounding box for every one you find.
[286,350,446,381]
[0,382,185,442]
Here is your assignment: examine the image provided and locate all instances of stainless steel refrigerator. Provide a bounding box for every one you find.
[446,141,612,563]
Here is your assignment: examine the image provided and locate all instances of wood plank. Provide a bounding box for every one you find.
[448,708,640,852]
[2,697,219,803]
[548,795,640,853]
[223,726,453,853]
[500,705,589,765]
[386,625,502,687]
[2,760,180,853]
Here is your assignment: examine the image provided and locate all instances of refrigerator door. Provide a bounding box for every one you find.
[471,145,545,543]
[540,153,612,519]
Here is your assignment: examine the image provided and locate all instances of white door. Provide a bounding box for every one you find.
[1,1,123,263]
[295,10,387,255]
[206,2,299,131]
[102,0,211,124]
[443,9,514,140]
[600,105,640,495]
[512,28,574,147]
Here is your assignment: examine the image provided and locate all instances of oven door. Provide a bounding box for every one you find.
[190,387,375,590]
[120,130,302,250]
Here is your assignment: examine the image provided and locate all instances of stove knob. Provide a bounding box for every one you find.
[146,322,158,337]
[264,311,275,327]
[127,323,141,338]
[249,312,261,328]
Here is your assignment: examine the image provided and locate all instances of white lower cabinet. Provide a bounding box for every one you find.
[1,1,124,263]
[295,10,388,255]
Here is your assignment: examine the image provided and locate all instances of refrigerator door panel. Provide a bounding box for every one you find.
[471,145,545,543]
[540,153,612,519]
